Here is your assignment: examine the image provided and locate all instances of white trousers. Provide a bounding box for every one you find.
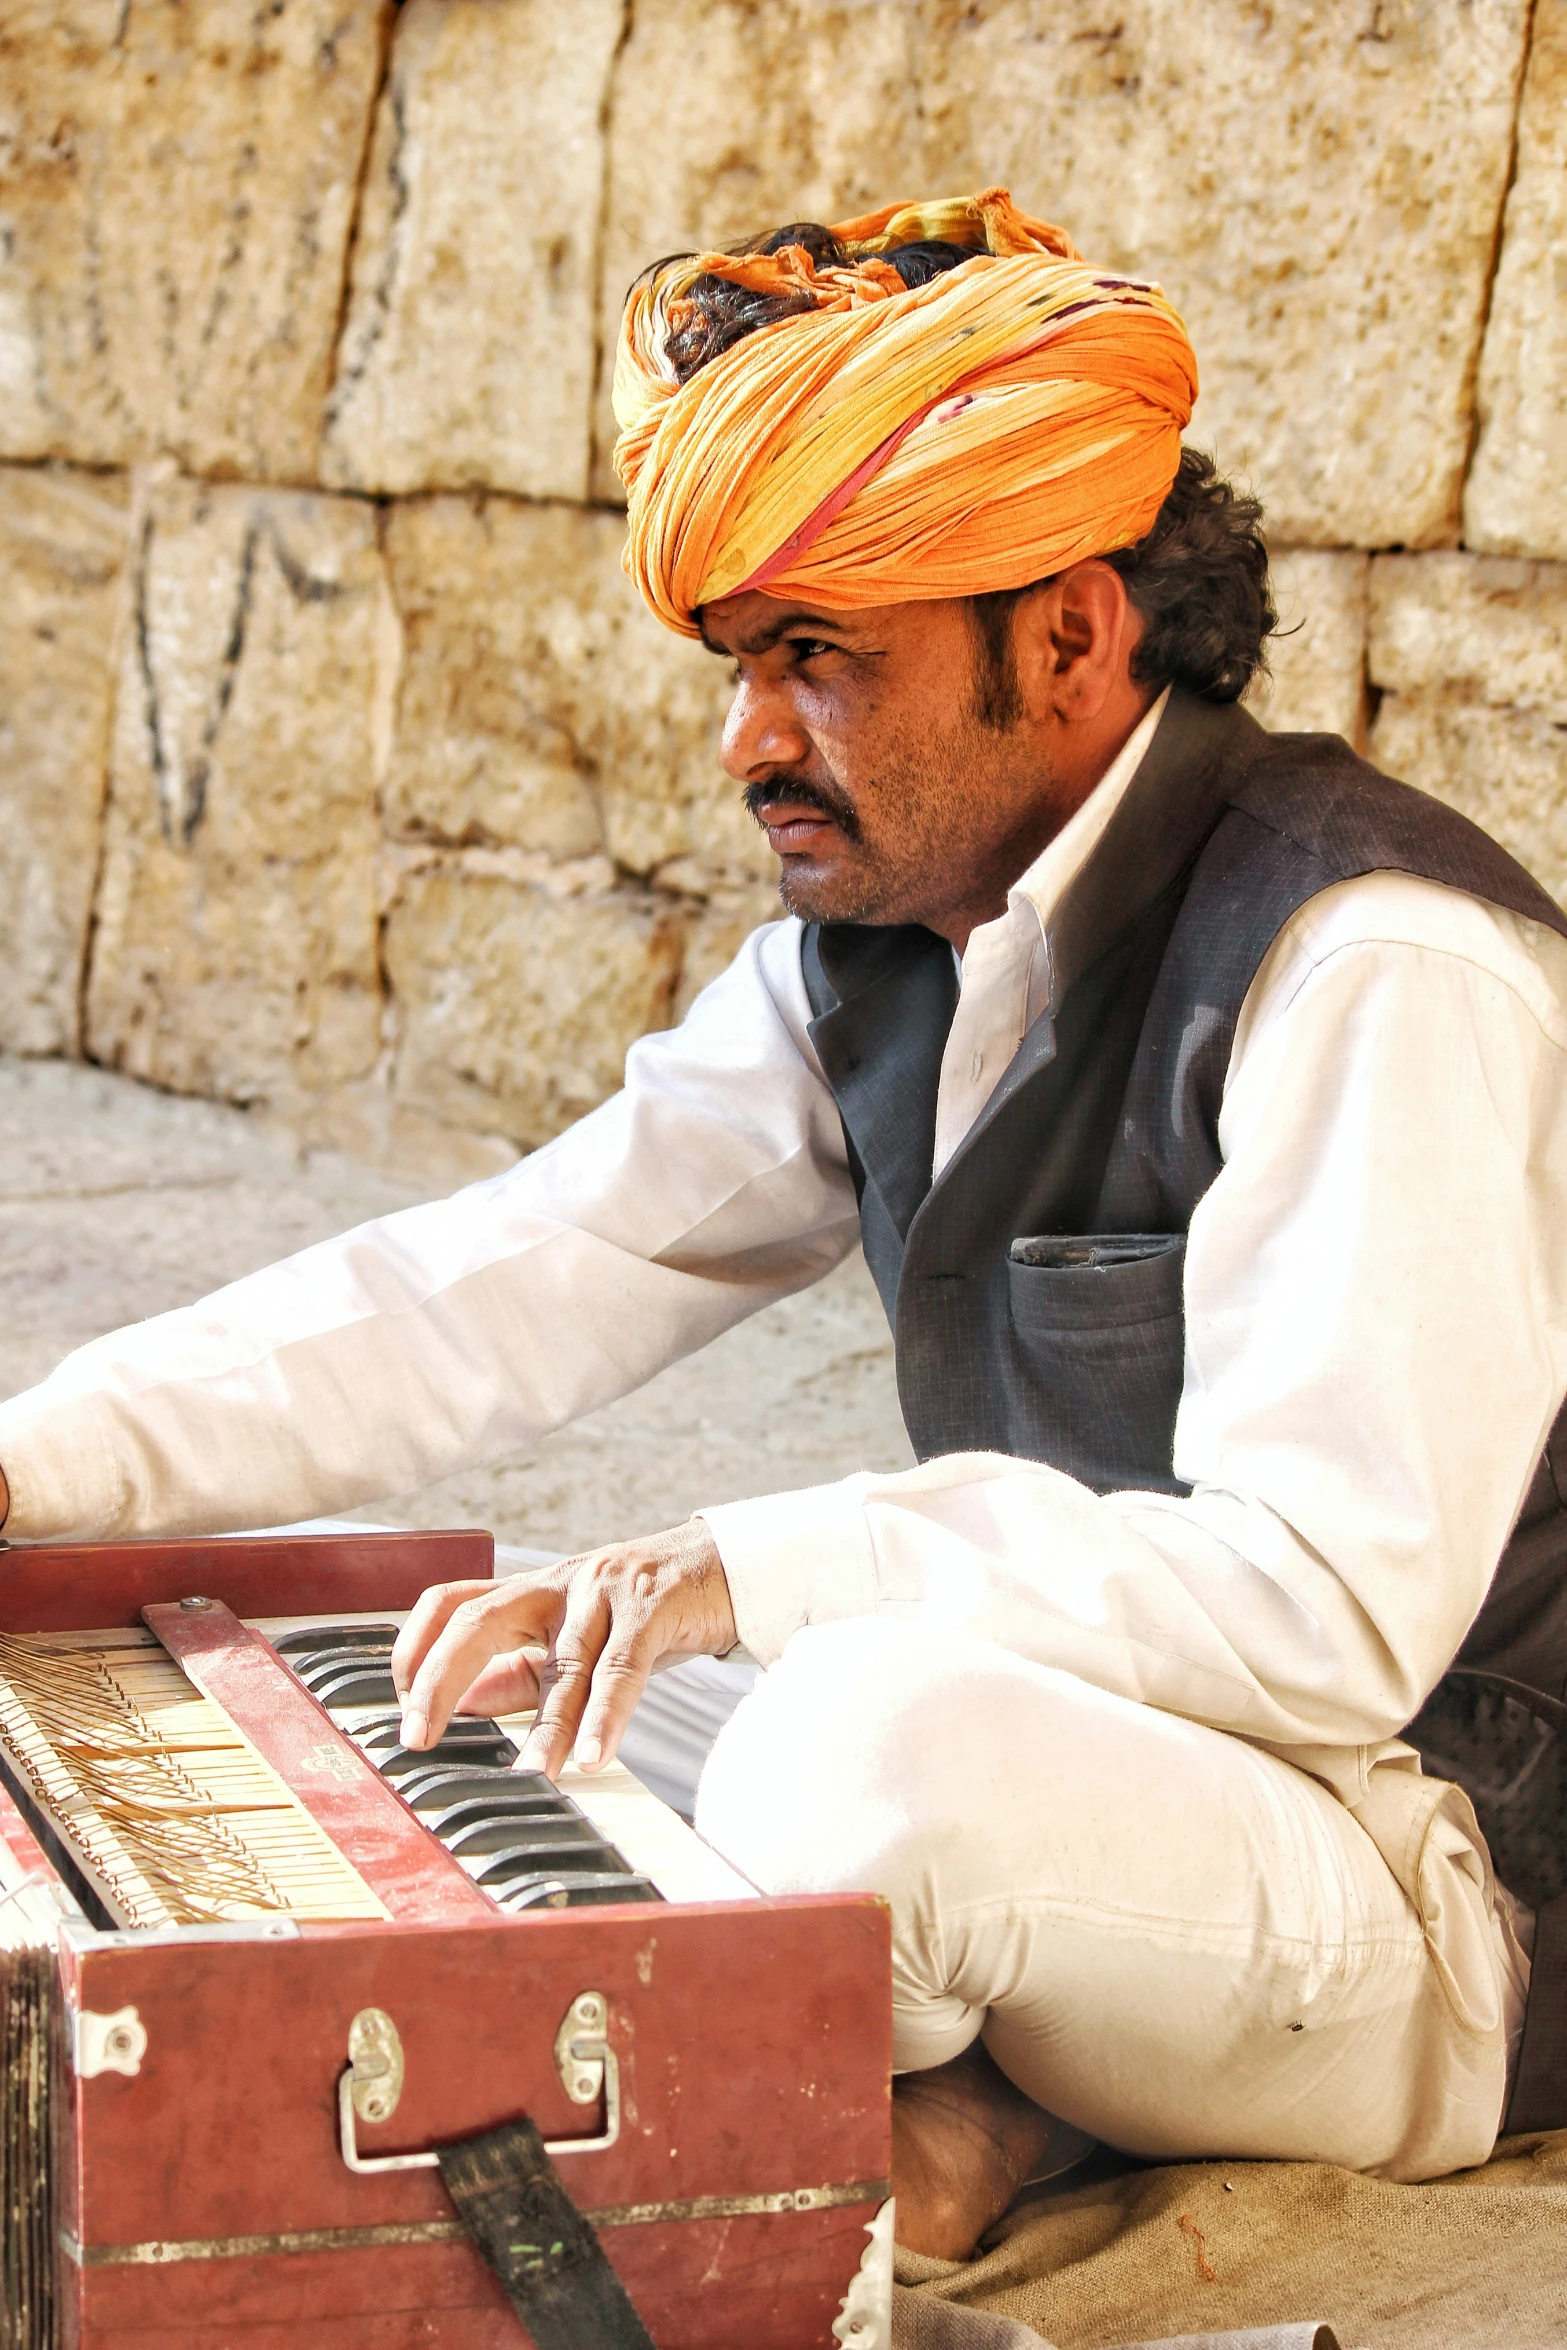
[641,1621,1519,2183]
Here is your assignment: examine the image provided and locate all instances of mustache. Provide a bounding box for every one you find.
[742,770,864,846]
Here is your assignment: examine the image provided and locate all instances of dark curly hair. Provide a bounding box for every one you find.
[972,449,1277,712]
[655,222,1275,706]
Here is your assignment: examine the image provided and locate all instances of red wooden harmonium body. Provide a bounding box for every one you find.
[0,1531,892,2349]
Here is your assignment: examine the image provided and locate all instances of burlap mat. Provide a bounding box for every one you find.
[891,2130,1567,2350]
[891,2294,1342,2348]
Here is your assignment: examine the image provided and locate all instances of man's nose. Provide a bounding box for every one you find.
[719,674,812,784]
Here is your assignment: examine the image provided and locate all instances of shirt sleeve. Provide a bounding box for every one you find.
[705,879,1567,1751]
[0,919,859,1541]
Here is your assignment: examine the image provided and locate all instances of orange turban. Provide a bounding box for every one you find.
[613,189,1198,639]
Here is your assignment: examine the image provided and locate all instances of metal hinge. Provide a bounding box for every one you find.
[338,1994,620,2175]
[73,2005,147,2080]
[832,2198,895,2350]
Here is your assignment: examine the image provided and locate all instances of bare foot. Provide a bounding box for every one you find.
[891,2042,1061,2261]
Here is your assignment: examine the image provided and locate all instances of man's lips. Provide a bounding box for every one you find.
[755,802,841,856]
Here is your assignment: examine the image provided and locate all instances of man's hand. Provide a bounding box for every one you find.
[390,1519,737,1780]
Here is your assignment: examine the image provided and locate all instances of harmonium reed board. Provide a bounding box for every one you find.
[0,1531,890,2350]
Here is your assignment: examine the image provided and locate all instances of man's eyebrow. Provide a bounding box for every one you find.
[697,608,856,657]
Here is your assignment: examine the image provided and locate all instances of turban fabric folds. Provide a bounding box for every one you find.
[613,188,1198,638]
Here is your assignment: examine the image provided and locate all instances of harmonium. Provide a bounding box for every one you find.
[0,1529,892,2349]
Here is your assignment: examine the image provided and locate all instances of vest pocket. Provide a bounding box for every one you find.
[1008,1232,1183,1279]
[1003,1232,1187,1489]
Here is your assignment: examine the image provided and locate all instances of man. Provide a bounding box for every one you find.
[3,188,1566,2261]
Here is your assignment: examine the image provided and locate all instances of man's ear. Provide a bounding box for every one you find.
[1012,561,1140,724]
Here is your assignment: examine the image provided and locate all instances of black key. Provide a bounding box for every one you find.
[345,1707,406,1738]
[422,1792,577,1840]
[555,1877,661,1907]
[373,1720,514,1757]
[496,1873,659,1911]
[290,1643,396,1679]
[494,1878,570,1911]
[469,1841,628,1886]
[372,1715,514,1749]
[399,1766,557,1812]
[355,1709,509,1750]
[443,1815,614,1860]
[290,1645,392,1675]
[306,1666,401,1709]
[273,1625,401,1656]
[393,1717,515,1753]
[349,1721,407,1754]
[377,1733,518,1781]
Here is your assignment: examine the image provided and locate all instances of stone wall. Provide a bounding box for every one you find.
[1,0,1563,1172]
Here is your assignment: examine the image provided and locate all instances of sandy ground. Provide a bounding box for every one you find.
[0,1054,912,1553]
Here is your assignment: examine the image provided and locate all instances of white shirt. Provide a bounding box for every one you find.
[4,711,1567,1835]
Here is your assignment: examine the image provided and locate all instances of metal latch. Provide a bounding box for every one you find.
[346,2005,403,2125]
[554,1990,607,2103]
[338,1995,620,2174]
[73,2005,147,2080]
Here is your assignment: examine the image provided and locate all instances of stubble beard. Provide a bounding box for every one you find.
[775,857,885,927]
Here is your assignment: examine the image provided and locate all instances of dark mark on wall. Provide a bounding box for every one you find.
[325,69,411,428]
[137,514,258,848]
[137,504,355,849]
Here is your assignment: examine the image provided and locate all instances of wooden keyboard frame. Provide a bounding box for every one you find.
[0,1532,892,2350]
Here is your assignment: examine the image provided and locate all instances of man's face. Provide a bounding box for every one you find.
[701,591,1072,938]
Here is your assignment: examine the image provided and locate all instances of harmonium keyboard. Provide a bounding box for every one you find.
[0,1530,891,2349]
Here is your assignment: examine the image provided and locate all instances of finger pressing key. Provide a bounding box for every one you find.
[400,1579,566,1755]
[391,1580,495,1711]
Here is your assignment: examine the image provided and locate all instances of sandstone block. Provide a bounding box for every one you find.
[0,466,128,1055]
[673,883,788,1022]
[1246,550,1367,743]
[1464,0,1567,560]
[322,0,623,499]
[384,866,684,1147]
[382,497,766,887]
[0,2,387,481]
[86,473,387,1105]
[1368,552,1567,902]
[1369,555,1567,719]
[381,499,606,860]
[1370,696,1567,907]
[597,0,1529,545]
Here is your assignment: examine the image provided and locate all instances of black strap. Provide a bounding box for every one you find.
[1506,1890,1567,2134]
[438,2118,656,2349]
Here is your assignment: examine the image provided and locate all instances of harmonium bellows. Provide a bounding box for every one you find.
[0,1533,891,2349]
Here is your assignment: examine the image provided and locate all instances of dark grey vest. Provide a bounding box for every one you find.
[801,690,1567,1705]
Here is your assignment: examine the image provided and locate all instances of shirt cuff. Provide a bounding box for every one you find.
[697,1473,879,1666]
[0,1394,125,1542]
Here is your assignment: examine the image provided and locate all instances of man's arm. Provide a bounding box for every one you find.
[0,920,859,1542]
